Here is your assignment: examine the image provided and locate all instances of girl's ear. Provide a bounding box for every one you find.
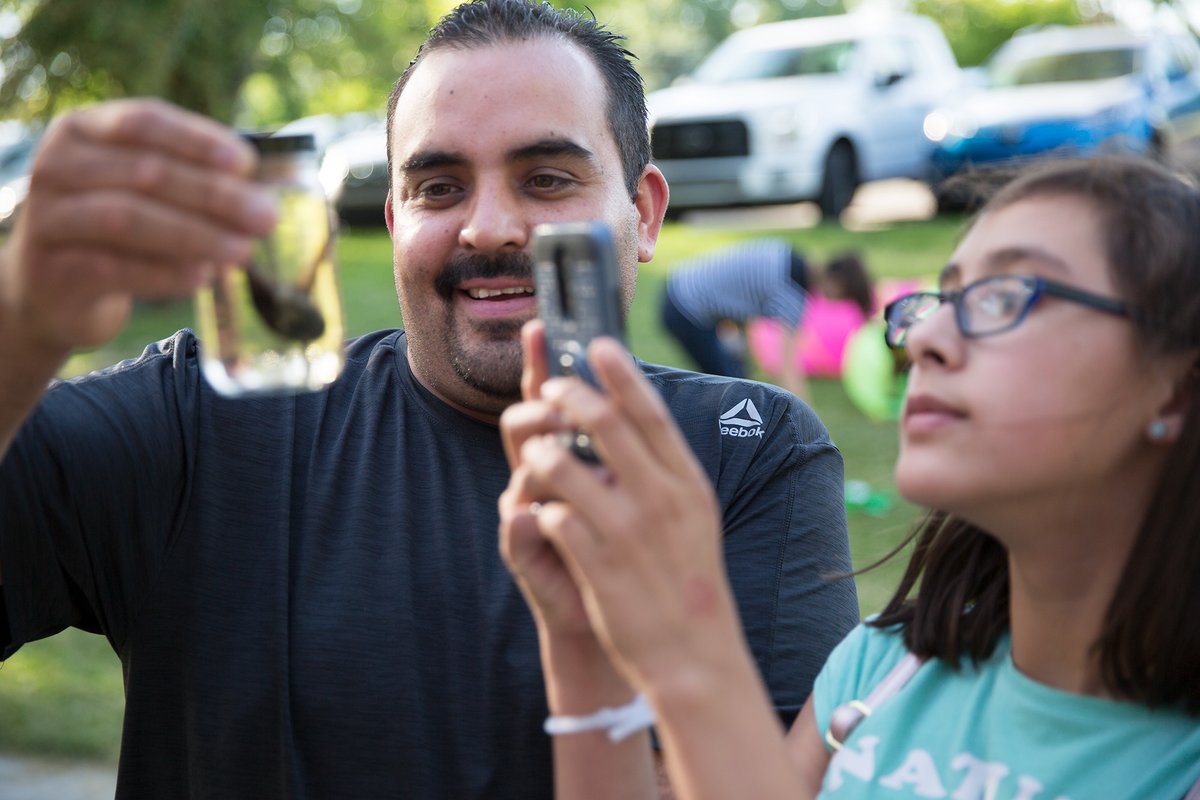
[1148,357,1199,445]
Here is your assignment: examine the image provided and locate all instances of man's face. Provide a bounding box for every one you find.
[386,38,665,421]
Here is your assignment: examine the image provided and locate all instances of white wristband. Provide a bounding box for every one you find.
[544,693,657,742]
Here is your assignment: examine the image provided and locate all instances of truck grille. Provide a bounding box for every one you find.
[652,120,749,159]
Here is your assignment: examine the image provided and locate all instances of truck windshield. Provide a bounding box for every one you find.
[694,40,856,83]
[988,46,1138,88]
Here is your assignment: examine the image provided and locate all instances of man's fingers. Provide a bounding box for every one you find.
[5,246,214,350]
[59,98,257,174]
[0,100,268,356]
[34,246,214,301]
[35,139,276,236]
[27,189,256,268]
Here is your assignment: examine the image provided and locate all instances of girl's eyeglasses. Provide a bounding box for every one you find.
[884,274,1131,348]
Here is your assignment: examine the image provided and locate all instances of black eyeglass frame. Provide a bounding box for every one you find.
[884,274,1131,348]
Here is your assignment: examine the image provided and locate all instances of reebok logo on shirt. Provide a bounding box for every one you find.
[720,398,765,438]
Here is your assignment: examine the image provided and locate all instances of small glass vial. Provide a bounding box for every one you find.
[194,133,346,396]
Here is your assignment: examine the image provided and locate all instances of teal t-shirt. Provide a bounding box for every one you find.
[812,624,1200,799]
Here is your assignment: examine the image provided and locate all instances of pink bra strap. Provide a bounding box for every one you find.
[825,652,924,751]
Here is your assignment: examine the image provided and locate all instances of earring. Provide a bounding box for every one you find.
[1148,420,1169,441]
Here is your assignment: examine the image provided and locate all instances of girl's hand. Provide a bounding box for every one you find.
[518,336,743,691]
[498,320,595,641]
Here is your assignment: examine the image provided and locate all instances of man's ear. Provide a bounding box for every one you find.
[385,191,395,237]
[634,164,669,264]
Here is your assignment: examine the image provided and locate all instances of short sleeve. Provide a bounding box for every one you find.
[0,331,198,660]
[684,376,859,727]
[741,393,859,725]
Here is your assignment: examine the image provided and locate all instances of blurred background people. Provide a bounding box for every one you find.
[660,238,873,400]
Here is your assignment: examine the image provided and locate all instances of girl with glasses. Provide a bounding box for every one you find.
[498,155,1200,799]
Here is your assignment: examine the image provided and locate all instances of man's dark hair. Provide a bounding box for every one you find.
[385,0,650,200]
[870,155,1200,715]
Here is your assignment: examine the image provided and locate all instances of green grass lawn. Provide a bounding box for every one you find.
[0,212,965,763]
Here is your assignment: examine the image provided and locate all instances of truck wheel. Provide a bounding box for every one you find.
[818,141,858,219]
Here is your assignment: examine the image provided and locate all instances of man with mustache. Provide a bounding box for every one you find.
[0,1,858,797]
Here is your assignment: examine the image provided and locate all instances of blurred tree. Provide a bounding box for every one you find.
[242,0,434,126]
[0,0,265,122]
[912,0,1083,66]
[0,0,435,126]
[601,0,848,91]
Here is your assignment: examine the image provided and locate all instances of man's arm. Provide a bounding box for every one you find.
[0,99,274,583]
[0,100,270,457]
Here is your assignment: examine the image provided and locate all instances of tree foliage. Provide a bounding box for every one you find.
[242,0,435,126]
[0,0,435,125]
[912,0,1083,67]
[0,0,263,122]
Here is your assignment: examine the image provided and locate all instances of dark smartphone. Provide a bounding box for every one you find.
[531,222,626,462]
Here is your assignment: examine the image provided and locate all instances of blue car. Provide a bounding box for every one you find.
[925,25,1200,191]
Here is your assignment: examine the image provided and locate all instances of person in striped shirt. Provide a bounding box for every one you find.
[660,238,873,399]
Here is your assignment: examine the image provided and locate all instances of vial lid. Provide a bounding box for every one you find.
[242,132,316,153]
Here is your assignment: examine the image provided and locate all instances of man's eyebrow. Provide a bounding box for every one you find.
[397,140,595,175]
[508,138,596,164]
[399,150,468,174]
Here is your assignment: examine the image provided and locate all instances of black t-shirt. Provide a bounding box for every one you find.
[0,329,858,799]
